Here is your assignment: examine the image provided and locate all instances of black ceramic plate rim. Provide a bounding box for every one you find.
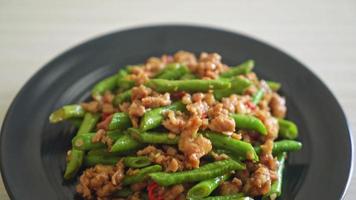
[0,24,353,199]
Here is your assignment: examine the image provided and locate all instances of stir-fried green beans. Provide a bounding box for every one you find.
[64,149,84,179]
[87,148,133,157]
[123,165,162,185]
[113,89,132,105]
[203,132,258,161]
[72,130,122,151]
[72,133,105,150]
[84,154,120,166]
[149,159,245,186]
[91,75,118,100]
[187,174,230,199]
[108,112,131,130]
[155,63,189,79]
[139,101,186,131]
[278,118,299,139]
[117,69,135,90]
[262,153,286,200]
[50,52,303,199]
[129,128,179,144]
[145,79,231,93]
[272,140,302,155]
[180,73,198,80]
[214,77,252,100]
[49,104,85,123]
[123,156,151,168]
[111,133,142,153]
[220,60,254,78]
[212,149,241,162]
[266,80,281,91]
[255,140,302,155]
[252,88,265,105]
[76,113,100,135]
[230,114,267,135]
[64,112,100,179]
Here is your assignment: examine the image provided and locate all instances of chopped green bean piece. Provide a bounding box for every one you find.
[220,60,254,78]
[278,119,298,139]
[149,159,245,186]
[266,80,281,91]
[49,105,84,123]
[123,156,151,168]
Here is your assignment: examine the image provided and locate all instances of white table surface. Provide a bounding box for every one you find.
[1,0,355,199]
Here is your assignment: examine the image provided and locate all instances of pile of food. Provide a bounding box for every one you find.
[49,51,302,200]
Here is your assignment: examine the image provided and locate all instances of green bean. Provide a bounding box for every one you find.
[120,79,136,91]
[149,159,245,186]
[87,148,113,156]
[230,114,267,135]
[72,134,104,150]
[139,101,186,131]
[108,112,131,131]
[180,73,198,80]
[113,188,133,198]
[117,68,128,78]
[72,130,122,150]
[212,149,241,162]
[156,63,189,79]
[87,148,132,157]
[49,104,85,123]
[64,113,100,179]
[113,89,132,106]
[91,75,118,100]
[145,79,231,93]
[117,69,135,90]
[252,88,264,105]
[272,140,302,155]
[64,149,84,179]
[278,119,298,139]
[214,77,252,100]
[77,113,100,135]
[203,132,258,161]
[220,60,254,78]
[201,194,252,200]
[266,80,281,91]
[123,156,151,168]
[262,153,286,200]
[255,140,302,155]
[111,133,143,153]
[187,174,230,199]
[129,128,179,144]
[84,154,120,166]
[123,165,162,186]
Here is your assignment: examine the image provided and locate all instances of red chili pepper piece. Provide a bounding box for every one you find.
[171,91,186,100]
[147,182,163,200]
[101,112,111,120]
[96,114,113,130]
[245,101,256,110]
[202,112,208,118]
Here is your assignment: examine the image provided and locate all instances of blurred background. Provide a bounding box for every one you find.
[0,0,355,199]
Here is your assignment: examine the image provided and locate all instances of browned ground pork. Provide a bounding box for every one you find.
[76,161,125,199]
[72,51,290,199]
[137,145,186,172]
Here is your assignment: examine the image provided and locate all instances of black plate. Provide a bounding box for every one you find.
[0,25,353,200]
